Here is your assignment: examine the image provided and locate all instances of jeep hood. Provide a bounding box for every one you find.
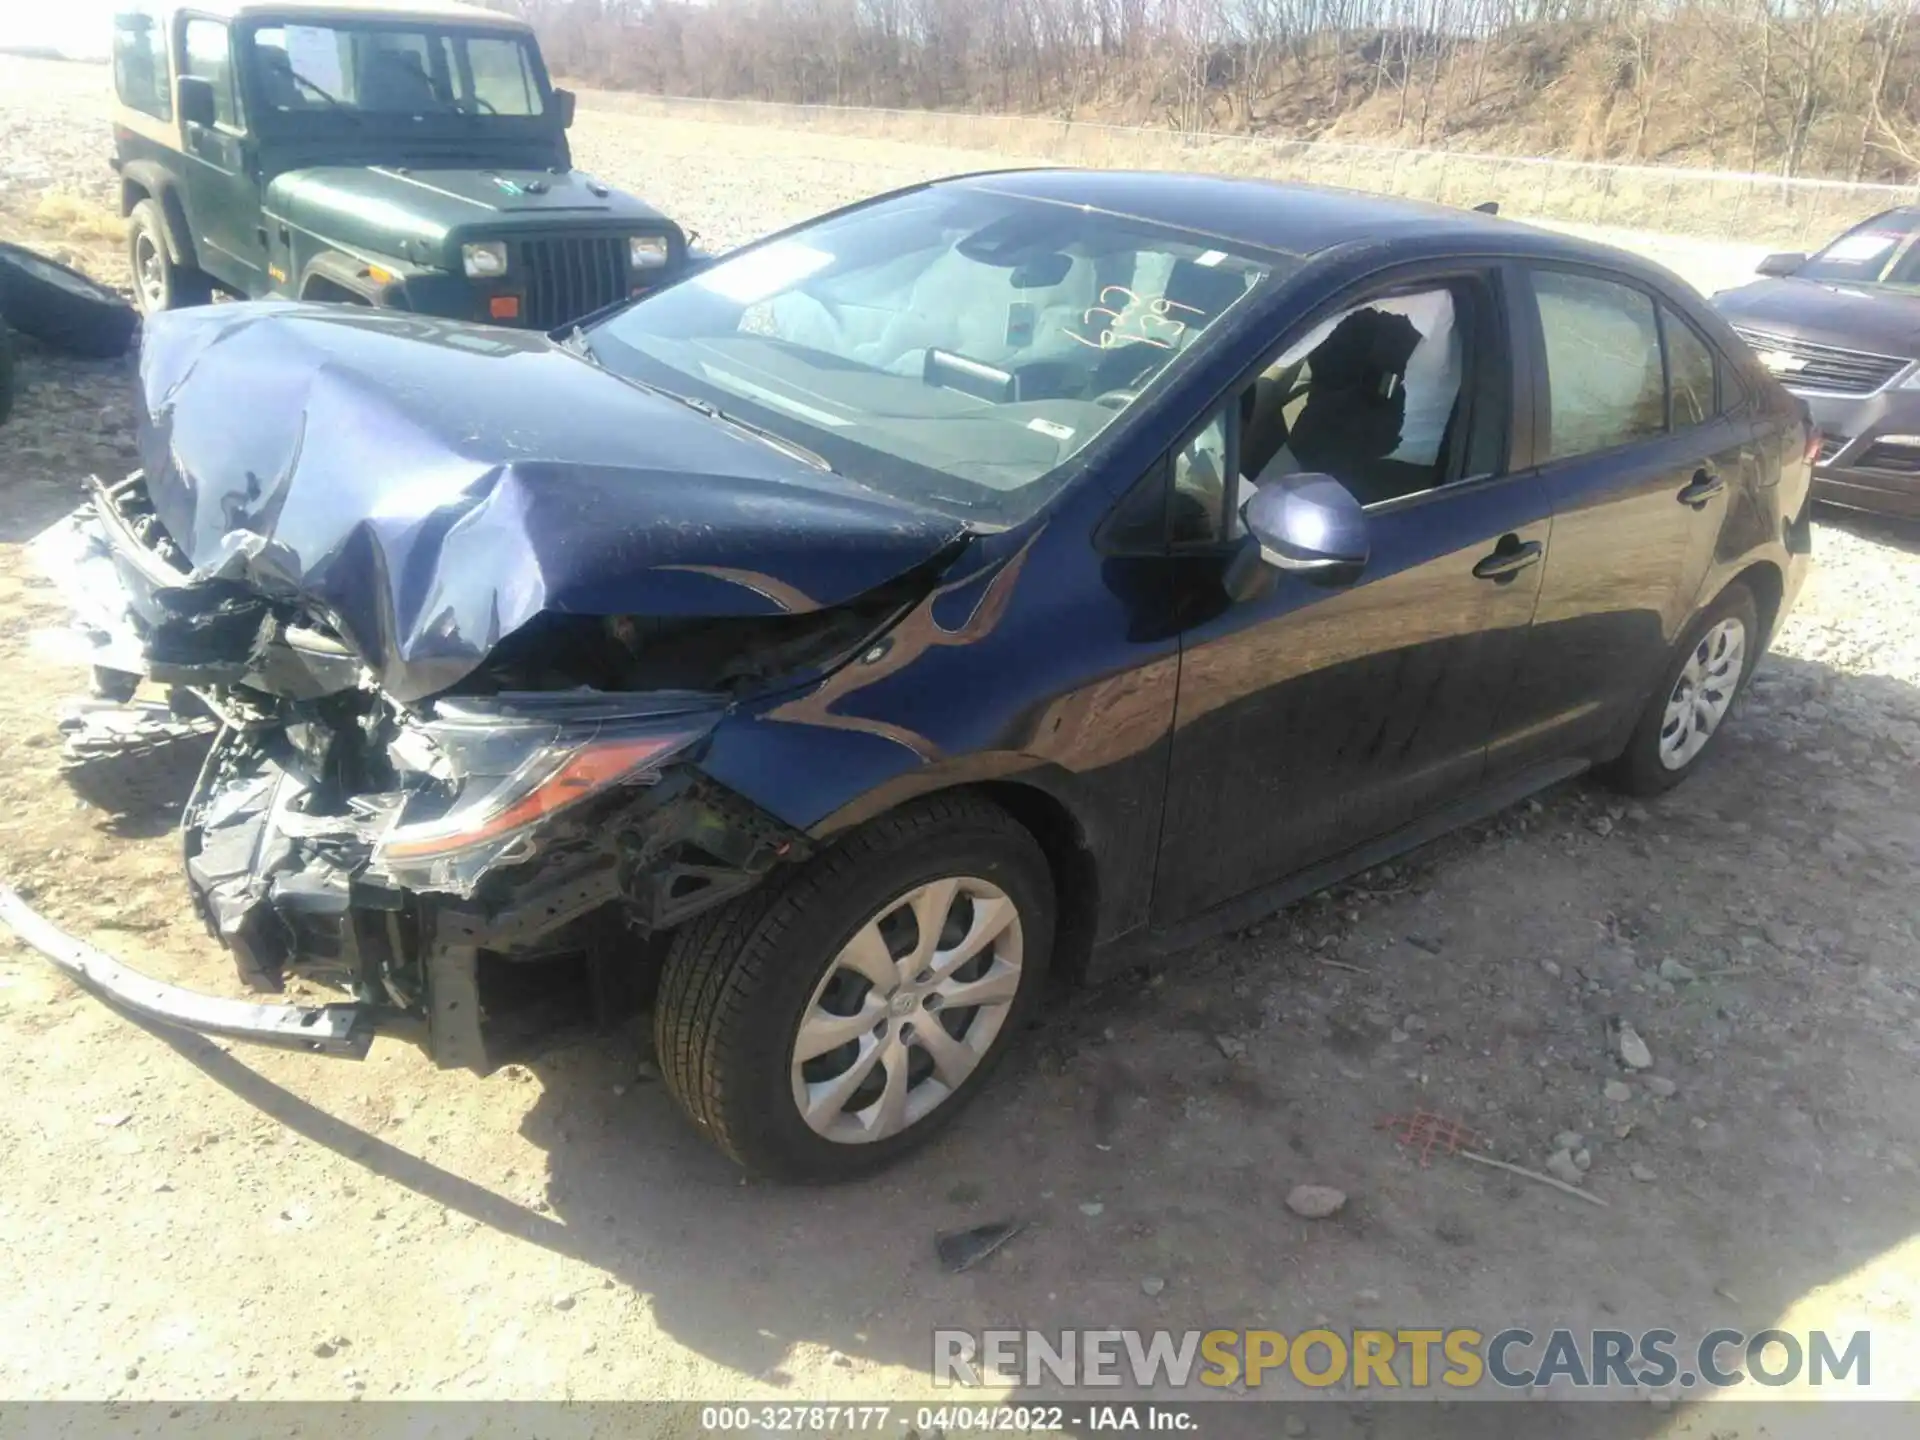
[1713,276,1920,358]
[134,303,967,703]
[268,165,674,255]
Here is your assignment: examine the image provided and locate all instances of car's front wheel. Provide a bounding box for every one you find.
[1600,581,1760,795]
[655,793,1055,1182]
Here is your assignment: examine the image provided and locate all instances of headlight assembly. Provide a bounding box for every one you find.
[461,241,509,279]
[373,700,718,894]
[629,235,670,269]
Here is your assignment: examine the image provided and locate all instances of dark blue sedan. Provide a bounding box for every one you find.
[11,170,1814,1180]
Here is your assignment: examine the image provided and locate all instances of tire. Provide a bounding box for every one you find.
[128,200,213,317]
[655,793,1056,1182]
[0,318,13,427]
[0,242,139,360]
[1599,581,1760,796]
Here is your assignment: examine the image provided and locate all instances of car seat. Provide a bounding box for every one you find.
[1285,308,1424,505]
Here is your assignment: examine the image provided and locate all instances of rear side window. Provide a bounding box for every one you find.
[182,19,243,127]
[1664,308,1718,429]
[113,8,172,120]
[1532,270,1664,461]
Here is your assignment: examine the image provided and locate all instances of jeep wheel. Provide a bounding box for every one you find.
[128,201,213,317]
[655,793,1055,1182]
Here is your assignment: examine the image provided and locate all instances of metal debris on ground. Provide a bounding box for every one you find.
[935,1220,1025,1274]
[55,697,216,766]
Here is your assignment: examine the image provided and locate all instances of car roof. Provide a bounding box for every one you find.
[947,168,1660,271]
[156,0,531,29]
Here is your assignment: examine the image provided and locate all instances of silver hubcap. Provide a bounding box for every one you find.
[134,234,165,310]
[1659,616,1746,770]
[790,876,1023,1145]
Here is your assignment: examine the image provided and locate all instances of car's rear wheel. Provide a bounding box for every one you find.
[1600,581,1760,796]
[654,793,1054,1182]
[128,201,213,317]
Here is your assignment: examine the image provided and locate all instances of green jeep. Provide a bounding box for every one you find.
[109,0,690,328]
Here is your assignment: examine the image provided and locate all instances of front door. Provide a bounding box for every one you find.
[1151,267,1550,927]
[177,15,267,293]
[1488,268,1735,778]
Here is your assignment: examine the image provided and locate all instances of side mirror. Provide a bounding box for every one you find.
[1757,251,1806,279]
[177,75,217,129]
[1240,473,1370,585]
[552,87,576,129]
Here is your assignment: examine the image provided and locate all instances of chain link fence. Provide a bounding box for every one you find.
[588,91,1920,250]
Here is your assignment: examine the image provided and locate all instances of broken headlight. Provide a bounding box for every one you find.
[373,700,718,894]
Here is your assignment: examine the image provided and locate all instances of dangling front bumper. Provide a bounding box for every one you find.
[0,885,383,1058]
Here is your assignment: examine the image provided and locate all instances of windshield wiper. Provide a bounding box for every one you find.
[559,325,600,365]
[288,71,363,125]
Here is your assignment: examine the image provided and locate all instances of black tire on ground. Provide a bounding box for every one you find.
[0,318,13,427]
[655,792,1056,1182]
[0,241,139,360]
[127,200,213,317]
[1598,581,1761,797]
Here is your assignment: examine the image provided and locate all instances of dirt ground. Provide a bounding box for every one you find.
[4,54,1920,1433]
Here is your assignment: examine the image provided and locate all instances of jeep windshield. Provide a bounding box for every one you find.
[240,21,547,123]
[583,185,1283,523]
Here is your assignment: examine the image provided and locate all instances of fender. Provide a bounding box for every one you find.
[120,162,197,270]
[298,250,409,307]
[807,751,1093,845]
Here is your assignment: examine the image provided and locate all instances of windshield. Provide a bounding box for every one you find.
[1795,209,1920,286]
[243,22,546,119]
[585,186,1283,522]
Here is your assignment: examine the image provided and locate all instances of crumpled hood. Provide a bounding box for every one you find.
[1712,277,1920,358]
[135,303,967,704]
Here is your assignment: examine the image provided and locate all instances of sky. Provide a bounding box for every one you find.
[0,0,115,59]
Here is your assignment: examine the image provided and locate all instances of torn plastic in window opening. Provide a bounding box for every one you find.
[1254,289,1462,489]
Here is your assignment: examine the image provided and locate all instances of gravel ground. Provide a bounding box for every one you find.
[2,53,1920,1430]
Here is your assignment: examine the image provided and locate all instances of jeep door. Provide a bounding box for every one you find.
[176,15,268,294]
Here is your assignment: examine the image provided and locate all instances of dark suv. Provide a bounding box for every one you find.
[109,0,690,328]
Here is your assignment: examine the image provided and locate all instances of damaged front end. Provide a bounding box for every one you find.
[8,305,967,1067]
[19,477,836,1067]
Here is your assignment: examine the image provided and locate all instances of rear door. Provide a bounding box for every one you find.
[1151,264,1551,927]
[1489,266,1737,779]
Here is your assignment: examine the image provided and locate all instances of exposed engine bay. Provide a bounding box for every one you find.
[28,463,945,1067]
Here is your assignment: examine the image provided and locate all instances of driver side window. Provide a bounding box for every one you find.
[1240,281,1492,511]
[1135,273,1505,550]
